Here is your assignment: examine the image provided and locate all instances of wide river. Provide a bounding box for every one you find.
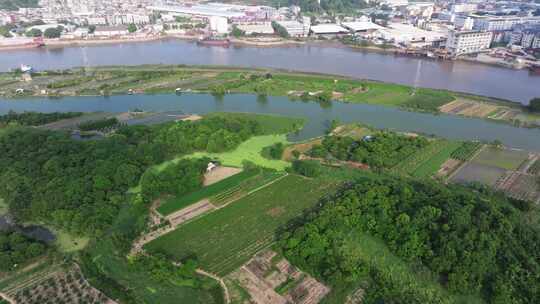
[0,39,539,103]
[2,93,540,151]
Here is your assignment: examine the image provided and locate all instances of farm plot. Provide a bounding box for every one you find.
[157,169,257,216]
[471,147,529,171]
[145,174,343,277]
[227,249,330,304]
[527,159,540,175]
[495,172,540,203]
[5,264,113,304]
[450,162,506,187]
[451,142,483,161]
[393,140,461,178]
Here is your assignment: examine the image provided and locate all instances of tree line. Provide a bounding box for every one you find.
[0,111,82,127]
[279,177,539,303]
[309,133,429,169]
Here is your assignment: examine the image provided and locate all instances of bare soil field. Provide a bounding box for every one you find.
[436,158,463,178]
[282,139,323,161]
[166,200,215,226]
[204,167,243,186]
[227,250,330,304]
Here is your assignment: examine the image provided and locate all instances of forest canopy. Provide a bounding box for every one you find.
[0,114,272,236]
[280,177,540,303]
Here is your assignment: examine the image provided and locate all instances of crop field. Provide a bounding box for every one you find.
[6,264,112,304]
[393,140,461,178]
[471,147,529,171]
[145,170,364,277]
[186,135,292,170]
[210,170,286,207]
[450,142,483,161]
[409,141,462,178]
[450,162,506,187]
[527,159,540,175]
[495,172,539,203]
[157,169,279,216]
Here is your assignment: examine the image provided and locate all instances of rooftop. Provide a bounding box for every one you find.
[342,21,384,32]
[310,24,348,34]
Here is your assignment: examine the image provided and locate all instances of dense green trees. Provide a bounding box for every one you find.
[0,114,268,236]
[310,133,429,169]
[0,231,47,271]
[291,160,321,177]
[127,24,137,33]
[271,21,289,38]
[25,28,42,37]
[280,177,540,303]
[0,111,82,126]
[0,129,147,235]
[140,158,208,203]
[132,253,200,287]
[262,142,285,160]
[43,26,63,38]
[528,97,540,112]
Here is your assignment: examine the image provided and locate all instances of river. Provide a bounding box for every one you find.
[2,93,540,152]
[0,39,538,103]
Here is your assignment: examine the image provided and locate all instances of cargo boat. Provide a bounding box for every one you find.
[197,36,231,47]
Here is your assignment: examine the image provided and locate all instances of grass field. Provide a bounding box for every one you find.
[157,169,258,216]
[52,228,89,253]
[186,135,291,170]
[145,168,371,277]
[472,147,529,171]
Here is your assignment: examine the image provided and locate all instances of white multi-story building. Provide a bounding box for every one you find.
[451,3,478,14]
[472,15,540,32]
[533,36,540,49]
[521,31,540,48]
[446,30,493,56]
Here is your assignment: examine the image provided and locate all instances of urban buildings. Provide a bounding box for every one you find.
[446,30,493,56]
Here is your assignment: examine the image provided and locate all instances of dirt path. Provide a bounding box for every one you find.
[0,293,16,304]
[196,269,231,304]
